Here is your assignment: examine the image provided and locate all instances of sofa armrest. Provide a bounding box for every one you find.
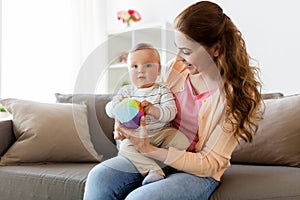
[0,120,15,156]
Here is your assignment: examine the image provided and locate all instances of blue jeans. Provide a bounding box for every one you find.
[83,156,219,200]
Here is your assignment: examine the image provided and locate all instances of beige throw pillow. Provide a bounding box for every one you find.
[0,98,102,165]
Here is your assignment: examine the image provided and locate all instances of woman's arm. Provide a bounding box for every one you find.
[160,96,238,177]
[163,125,237,177]
[118,115,238,178]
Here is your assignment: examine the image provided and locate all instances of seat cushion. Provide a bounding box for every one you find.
[211,164,300,200]
[0,163,97,200]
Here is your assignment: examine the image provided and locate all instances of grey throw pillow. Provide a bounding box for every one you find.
[0,99,101,165]
[231,93,300,167]
[55,93,118,160]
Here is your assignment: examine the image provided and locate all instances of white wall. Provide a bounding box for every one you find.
[107,0,300,95]
[1,0,299,101]
[221,0,300,95]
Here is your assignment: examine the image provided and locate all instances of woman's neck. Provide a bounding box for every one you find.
[189,70,219,95]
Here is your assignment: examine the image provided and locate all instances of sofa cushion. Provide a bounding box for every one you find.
[0,98,101,165]
[231,93,300,167]
[211,164,300,199]
[55,93,117,160]
[0,163,96,200]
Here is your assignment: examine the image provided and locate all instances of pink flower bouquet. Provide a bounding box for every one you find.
[117,9,141,27]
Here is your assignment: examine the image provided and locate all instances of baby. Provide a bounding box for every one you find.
[105,43,189,185]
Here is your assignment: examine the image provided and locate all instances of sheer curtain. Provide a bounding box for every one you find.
[0,1,2,98]
[1,0,107,102]
[72,0,108,94]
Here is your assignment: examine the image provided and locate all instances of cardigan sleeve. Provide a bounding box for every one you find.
[164,124,238,178]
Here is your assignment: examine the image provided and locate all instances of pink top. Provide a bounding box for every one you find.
[172,76,216,151]
[164,60,239,181]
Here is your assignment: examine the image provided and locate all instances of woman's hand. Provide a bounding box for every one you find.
[116,116,153,153]
[113,122,126,140]
[117,117,169,162]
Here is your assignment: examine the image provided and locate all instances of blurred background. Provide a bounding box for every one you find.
[1,0,299,102]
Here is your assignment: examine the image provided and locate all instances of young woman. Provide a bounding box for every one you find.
[83,1,263,199]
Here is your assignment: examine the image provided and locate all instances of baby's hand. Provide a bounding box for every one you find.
[112,96,129,110]
[140,100,160,119]
[140,100,153,115]
[119,96,129,103]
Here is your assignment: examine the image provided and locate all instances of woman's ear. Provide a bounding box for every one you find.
[212,41,221,57]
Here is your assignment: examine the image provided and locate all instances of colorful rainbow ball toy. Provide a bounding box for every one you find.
[113,98,144,129]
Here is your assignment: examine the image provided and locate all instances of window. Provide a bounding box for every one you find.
[1,0,107,102]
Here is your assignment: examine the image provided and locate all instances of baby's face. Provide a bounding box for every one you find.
[128,49,161,88]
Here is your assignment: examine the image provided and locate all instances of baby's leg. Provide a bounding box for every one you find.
[141,128,190,184]
[153,127,190,150]
[118,139,165,185]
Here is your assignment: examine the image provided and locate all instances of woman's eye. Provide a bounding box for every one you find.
[182,50,191,55]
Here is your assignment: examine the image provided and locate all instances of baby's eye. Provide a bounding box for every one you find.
[145,64,152,68]
[131,65,138,69]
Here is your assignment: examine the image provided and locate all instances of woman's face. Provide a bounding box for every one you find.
[174,31,216,75]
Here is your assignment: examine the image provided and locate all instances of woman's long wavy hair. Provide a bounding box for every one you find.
[174,1,263,142]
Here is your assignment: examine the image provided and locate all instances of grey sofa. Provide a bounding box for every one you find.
[0,92,299,200]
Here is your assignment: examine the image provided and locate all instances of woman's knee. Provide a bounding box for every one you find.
[86,156,139,184]
[84,156,143,200]
[84,164,111,200]
[85,163,117,192]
